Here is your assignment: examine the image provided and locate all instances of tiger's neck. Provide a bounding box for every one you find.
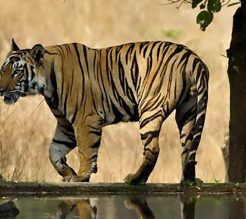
[32,50,57,101]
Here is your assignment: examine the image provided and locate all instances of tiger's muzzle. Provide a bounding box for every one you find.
[3,92,20,105]
[0,88,26,105]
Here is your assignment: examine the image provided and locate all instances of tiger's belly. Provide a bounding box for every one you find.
[105,102,139,125]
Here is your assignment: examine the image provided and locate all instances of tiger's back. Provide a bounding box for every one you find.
[45,41,206,126]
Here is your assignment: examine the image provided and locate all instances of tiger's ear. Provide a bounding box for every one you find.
[30,44,45,64]
[11,38,20,51]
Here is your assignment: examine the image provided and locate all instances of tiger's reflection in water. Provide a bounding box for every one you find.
[54,196,195,219]
[54,199,97,219]
[125,197,155,219]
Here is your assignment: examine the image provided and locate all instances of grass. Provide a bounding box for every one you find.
[0,0,234,183]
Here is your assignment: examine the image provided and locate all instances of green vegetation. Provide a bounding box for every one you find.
[161,28,182,40]
[168,0,240,30]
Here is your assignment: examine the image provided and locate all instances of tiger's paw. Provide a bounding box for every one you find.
[124,174,147,185]
[63,175,90,182]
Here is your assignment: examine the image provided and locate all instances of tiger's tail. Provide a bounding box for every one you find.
[184,59,209,181]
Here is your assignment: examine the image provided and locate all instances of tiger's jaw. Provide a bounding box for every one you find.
[3,92,21,105]
[0,88,21,105]
[0,80,27,105]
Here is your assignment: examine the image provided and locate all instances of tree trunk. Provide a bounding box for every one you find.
[227,1,246,182]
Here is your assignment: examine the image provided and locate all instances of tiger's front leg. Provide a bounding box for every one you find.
[72,121,102,182]
[49,122,77,181]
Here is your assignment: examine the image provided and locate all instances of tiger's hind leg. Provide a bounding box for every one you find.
[175,91,204,184]
[124,110,164,185]
[49,122,77,181]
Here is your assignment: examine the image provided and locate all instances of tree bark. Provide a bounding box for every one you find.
[227,1,246,182]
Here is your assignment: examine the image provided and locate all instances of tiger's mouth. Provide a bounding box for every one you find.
[3,91,26,105]
[4,93,20,105]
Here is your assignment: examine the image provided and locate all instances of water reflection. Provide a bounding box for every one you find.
[125,197,155,219]
[180,195,196,219]
[2,194,246,219]
[229,198,246,219]
[53,195,246,219]
[55,199,96,219]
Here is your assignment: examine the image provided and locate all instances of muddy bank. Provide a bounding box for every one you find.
[0,182,245,197]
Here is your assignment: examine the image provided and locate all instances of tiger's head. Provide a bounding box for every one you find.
[0,39,45,104]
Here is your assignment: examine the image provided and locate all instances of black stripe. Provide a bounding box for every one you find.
[88,53,98,112]
[176,68,187,107]
[89,129,102,137]
[140,113,162,129]
[105,49,111,84]
[98,51,111,111]
[64,44,70,54]
[71,104,78,124]
[60,122,75,132]
[53,139,76,149]
[130,52,139,88]
[45,62,59,109]
[139,41,149,54]
[90,154,98,161]
[118,58,125,86]
[192,57,200,72]
[111,102,123,124]
[156,42,164,61]
[73,43,86,106]
[91,140,101,148]
[148,41,160,58]
[177,51,190,70]
[141,93,163,113]
[115,45,123,55]
[59,127,76,140]
[141,131,160,148]
[126,86,137,104]
[63,93,68,118]
[140,130,159,140]
[83,45,89,72]
[143,44,149,57]
[125,43,135,64]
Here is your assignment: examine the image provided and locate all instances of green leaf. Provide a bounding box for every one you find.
[207,0,222,12]
[196,10,214,31]
[192,0,203,8]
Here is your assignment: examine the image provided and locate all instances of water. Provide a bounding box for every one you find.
[1,195,246,219]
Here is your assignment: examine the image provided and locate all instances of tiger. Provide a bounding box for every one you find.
[0,39,209,185]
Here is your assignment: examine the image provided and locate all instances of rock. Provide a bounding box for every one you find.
[0,201,19,218]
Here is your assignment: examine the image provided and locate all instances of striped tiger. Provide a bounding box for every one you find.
[0,39,209,185]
